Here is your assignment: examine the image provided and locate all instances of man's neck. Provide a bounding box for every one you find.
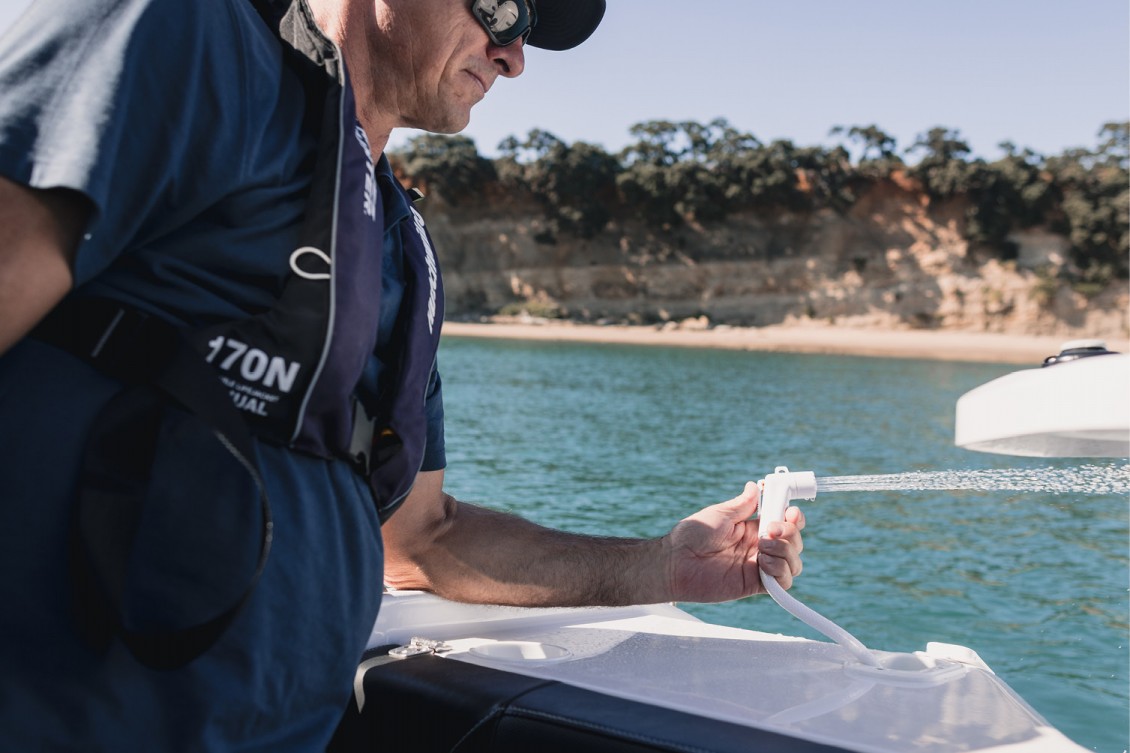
[305,0,393,156]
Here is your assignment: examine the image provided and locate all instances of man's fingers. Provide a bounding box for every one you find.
[710,481,760,520]
[758,554,793,589]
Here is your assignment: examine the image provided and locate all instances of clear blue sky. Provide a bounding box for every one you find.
[3,1,1127,160]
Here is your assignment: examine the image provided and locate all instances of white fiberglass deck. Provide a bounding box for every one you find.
[367,591,1085,753]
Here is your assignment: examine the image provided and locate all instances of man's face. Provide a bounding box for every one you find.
[363,0,527,135]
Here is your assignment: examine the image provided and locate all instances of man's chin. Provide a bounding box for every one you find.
[406,111,472,136]
[447,109,473,135]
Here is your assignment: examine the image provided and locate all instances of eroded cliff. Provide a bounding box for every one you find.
[419,177,1128,341]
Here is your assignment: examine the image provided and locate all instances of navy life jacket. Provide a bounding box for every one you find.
[190,0,445,513]
[30,0,444,669]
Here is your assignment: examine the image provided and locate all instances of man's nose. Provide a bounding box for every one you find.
[492,36,525,77]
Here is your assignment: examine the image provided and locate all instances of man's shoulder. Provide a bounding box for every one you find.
[5,0,279,79]
[134,0,280,60]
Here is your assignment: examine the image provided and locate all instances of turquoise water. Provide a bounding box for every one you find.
[437,335,1129,752]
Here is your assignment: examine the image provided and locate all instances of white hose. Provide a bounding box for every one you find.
[759,467,880,667]
[759,570,879,667]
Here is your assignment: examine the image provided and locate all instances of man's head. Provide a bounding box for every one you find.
[316,0,605,147]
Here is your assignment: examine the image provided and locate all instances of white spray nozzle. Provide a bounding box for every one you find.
[757,466,817,538]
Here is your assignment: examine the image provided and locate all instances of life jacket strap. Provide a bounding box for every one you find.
[348,397,377,475]
[32,296,178,384]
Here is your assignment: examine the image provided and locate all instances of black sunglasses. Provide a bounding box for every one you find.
[470,0,537,47]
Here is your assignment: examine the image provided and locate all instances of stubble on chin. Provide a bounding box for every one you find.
[419,85,477,134]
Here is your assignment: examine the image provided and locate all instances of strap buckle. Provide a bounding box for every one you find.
[348,397,377,475]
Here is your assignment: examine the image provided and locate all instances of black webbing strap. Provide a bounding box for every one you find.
[34,298,273,670]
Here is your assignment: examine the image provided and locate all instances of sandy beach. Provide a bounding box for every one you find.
[442,319,1130,366]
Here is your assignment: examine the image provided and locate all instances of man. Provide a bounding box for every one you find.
[0,0,805,750]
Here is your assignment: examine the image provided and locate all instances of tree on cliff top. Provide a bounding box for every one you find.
[392,120,1128,281]
[497,129,620,239]
[616,118,854,224]
[392,133,496,204]
[906,127,979,198]
[1044,121,1129,284]
[829,124,904,178]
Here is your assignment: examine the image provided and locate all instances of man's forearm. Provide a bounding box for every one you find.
[382,472,803,609]
[383,493,673,607]
[0,179,88,354]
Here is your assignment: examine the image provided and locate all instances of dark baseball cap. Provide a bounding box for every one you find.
[527,0,605,51]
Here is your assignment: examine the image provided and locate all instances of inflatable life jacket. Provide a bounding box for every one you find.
[31,0,444,669]
[190,0,445,514]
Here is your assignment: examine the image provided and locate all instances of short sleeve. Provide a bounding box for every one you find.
[0,0,278,285]
[420,361,447,471]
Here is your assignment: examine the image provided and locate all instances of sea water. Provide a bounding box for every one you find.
[437,335,1129,752]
